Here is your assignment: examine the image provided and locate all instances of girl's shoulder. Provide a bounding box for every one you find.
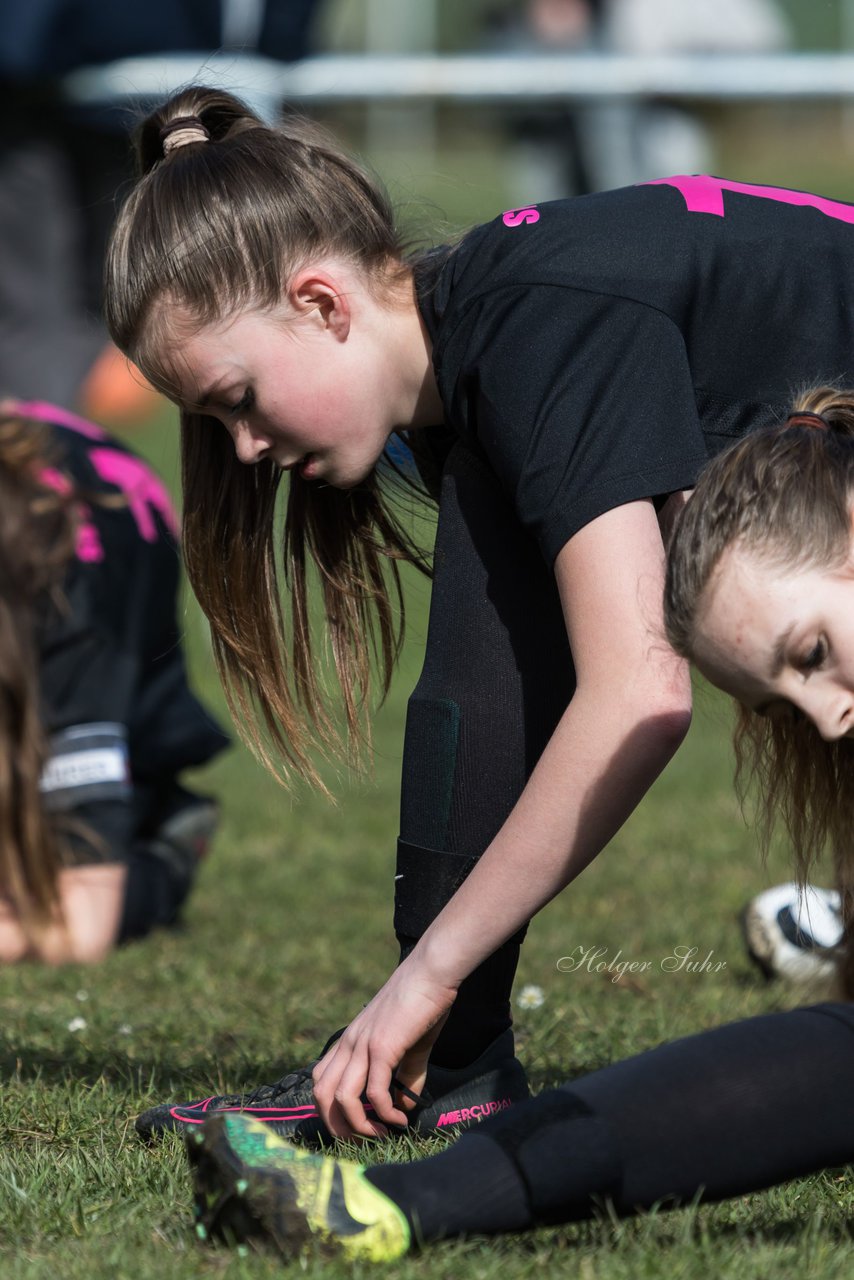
[422,185,685,324]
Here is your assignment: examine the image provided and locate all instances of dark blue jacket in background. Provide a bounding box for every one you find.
[0,0,317,77]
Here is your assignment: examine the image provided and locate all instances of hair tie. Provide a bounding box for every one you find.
[785,411,830,432]
[160,116,210,155]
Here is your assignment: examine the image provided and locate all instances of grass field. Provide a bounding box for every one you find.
[1,400,851,1280]
[8,102,854,1274]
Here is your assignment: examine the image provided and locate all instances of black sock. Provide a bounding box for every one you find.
[396,934,521,1068]
[363,1003,854,1240]
[569,1001,854,1212]
[366,1134,531,1242]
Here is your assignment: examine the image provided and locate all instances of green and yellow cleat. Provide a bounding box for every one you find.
[186,1112,411,1262]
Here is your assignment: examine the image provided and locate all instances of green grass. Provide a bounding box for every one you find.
[2,403,851,1277]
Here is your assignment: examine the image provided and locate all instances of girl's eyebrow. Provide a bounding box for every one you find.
[196,381,235,409]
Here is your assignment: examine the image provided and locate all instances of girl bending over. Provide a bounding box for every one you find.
[187,389,854,1259]
[104,86,854,1139]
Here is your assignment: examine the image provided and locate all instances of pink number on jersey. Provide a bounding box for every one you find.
[39,467,104,563]
[502,206,541,227]
[645,174,854,225]
[88,449,180,542]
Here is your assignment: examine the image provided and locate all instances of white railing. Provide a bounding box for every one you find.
[63,52,854,122]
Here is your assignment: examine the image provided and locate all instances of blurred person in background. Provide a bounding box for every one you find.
[0,397,229,964]
[488,0,789,201]
[0,0,321,421]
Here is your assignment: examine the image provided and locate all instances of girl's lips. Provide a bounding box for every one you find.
[299,453,319,479]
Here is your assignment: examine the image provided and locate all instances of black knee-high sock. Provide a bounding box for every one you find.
[396,927,524,1068]
[396,444,574,1067]
[366,1003,854,1240]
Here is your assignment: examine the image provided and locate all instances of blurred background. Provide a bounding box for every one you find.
[317,0,853,222]
[3,0,854,420]
[2,0,853,419]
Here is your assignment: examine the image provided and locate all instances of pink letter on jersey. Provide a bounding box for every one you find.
[645,174,854,225]
[502,206,540,226]
[89,449,180,541]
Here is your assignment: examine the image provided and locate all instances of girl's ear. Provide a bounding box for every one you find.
[287,267,351,341]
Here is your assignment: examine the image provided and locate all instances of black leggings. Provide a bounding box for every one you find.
[396,443,574,1064]
[368,1002,854,1239]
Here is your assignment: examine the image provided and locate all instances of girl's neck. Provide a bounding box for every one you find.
[394,271,443,430]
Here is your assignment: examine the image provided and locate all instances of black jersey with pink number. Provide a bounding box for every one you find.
[416,176,854,563]
[21,402,229,861]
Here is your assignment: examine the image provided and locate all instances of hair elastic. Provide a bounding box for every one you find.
[160,116,211,155]
[785,411,831,431]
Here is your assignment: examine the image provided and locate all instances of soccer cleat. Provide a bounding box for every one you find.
[187,1112,411,1261]
[741,882,842,984]
[155,793,220,866]
[138,793,220,927]
[135,1026,528,1143]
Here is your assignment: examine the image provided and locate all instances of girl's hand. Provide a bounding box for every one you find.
[311,956,459,1138]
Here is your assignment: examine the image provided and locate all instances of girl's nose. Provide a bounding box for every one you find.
[232,422,270,465]
[800,689,853,741]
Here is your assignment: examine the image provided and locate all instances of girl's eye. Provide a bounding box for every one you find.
[228,388,254,415]
[798,639,827,672]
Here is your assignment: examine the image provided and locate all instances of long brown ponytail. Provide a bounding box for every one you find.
[105,87,433,787]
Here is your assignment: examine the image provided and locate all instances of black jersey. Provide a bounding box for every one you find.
[416,176,854,563]
[20,402,229,864]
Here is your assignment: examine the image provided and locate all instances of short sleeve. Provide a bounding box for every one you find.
[441,286,710,564]
[39,722,135,866]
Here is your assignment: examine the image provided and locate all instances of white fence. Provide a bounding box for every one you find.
[64,52,854,121]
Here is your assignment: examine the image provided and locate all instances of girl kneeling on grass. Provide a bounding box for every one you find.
[105,85,854,1141]
[0,401,228,963]
[187,391,854,1259]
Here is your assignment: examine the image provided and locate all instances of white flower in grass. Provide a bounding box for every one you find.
[67,1016,87,1032]
[75,989,88,1002]
[118,1024,132,1036]
[517,984,545,1010]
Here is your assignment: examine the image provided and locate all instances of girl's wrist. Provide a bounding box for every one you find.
[414,928,474,992]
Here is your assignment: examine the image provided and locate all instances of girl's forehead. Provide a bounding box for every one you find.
[141,302,234,395]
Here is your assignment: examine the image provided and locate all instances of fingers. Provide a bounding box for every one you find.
[310,971,457,1139]
[389,1051,431,1114]
[312,1037,410,1138]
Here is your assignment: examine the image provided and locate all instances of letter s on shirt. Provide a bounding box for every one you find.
[502,206,540,227]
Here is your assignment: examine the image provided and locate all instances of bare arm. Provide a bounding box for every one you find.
[313,499,692,1135]
[0,864,126,964]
